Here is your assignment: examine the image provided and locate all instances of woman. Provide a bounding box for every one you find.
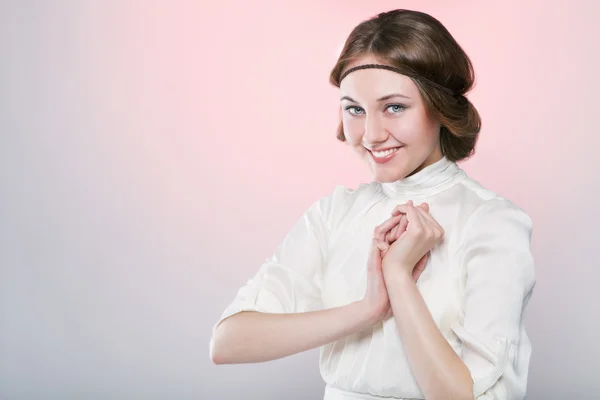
[210,9,535,400]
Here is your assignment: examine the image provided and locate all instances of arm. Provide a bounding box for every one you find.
[383,271,474,400]
[385,199,536,400]
[210,187,363,364]
[211,193,405,365]
[210,300,376,364]
[448,200,536,399]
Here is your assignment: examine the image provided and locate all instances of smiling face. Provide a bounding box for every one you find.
[339,56,444,182]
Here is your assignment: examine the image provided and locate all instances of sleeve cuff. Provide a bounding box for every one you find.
[450,322,513,398]
[212,301,268,335]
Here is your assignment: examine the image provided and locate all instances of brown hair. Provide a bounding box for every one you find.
[330,9,481,162]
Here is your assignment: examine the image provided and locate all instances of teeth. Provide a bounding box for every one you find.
[372,147,399,157]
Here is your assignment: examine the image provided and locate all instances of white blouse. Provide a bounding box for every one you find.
[213,156,536,400]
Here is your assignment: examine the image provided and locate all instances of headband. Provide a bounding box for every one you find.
[339,63,456,97]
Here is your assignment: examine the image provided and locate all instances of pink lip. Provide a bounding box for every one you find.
[369,146,402,164]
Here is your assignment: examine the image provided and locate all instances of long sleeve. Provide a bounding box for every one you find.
[212,191,335,334]
[450,199,536,399]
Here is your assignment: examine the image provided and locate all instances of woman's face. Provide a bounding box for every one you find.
[339,56,443,183]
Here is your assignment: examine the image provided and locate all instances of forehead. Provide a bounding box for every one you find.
[339,67,418,101]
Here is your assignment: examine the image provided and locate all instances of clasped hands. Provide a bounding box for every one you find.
[363,200,445,321]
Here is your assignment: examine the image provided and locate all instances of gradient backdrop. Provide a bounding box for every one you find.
[1,1,599,399]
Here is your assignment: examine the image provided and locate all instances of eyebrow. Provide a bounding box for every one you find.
[340,93,411,102]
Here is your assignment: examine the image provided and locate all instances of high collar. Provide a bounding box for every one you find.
[378,156,466,199]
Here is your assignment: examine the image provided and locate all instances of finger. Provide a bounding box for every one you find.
[392,200,428,215]
[392,200,429,214]
[373,214,403,242]
[376,240,389,252]
[413,209,443,248]
[391,203,412,216]
[414,205,432,230]
[415,207,444,237]
[405,203,424,231]
[387,225,398,243]
[367,238,388,272]
[393,214,409,241]
[390,213,408,242]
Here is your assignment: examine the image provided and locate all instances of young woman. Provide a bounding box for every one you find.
[210,9,535,400]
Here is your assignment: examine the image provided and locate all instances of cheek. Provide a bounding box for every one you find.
[390,112,439,143]
[416,108,440,136]
[342,116,363,144]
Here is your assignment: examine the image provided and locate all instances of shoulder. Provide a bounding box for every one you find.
[455,175,533,233]
[454,180,536,287]
[452,177,533,264]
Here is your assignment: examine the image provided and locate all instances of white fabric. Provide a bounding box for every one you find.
[213,156,536,400]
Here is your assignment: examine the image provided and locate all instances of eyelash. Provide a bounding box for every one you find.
[344,104,406,115]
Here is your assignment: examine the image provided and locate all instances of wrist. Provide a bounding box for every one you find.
[382,262,412,282]
[355,299,383,327]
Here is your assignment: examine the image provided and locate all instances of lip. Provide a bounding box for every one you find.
[368,146,402,164]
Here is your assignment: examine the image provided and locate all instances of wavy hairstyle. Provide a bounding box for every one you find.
[330,9,481,162]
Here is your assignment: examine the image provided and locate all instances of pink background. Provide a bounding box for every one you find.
[1,0,598,398]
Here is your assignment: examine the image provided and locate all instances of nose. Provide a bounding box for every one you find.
[363,114,388,145]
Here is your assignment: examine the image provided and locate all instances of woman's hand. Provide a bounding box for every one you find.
[363,213,404,322]
[362,202,432,323]
[386,202,431,282]
[382,200,444,280]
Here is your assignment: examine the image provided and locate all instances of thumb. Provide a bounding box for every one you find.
[367,239,387,272]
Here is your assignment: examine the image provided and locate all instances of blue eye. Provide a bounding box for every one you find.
[386,104,405,113]
[345,106,365,115]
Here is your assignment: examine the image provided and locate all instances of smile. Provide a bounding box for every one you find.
[369,147,402,164]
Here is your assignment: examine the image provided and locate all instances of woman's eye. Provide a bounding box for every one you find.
[386,104,405,113]
[345,106,364,115]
